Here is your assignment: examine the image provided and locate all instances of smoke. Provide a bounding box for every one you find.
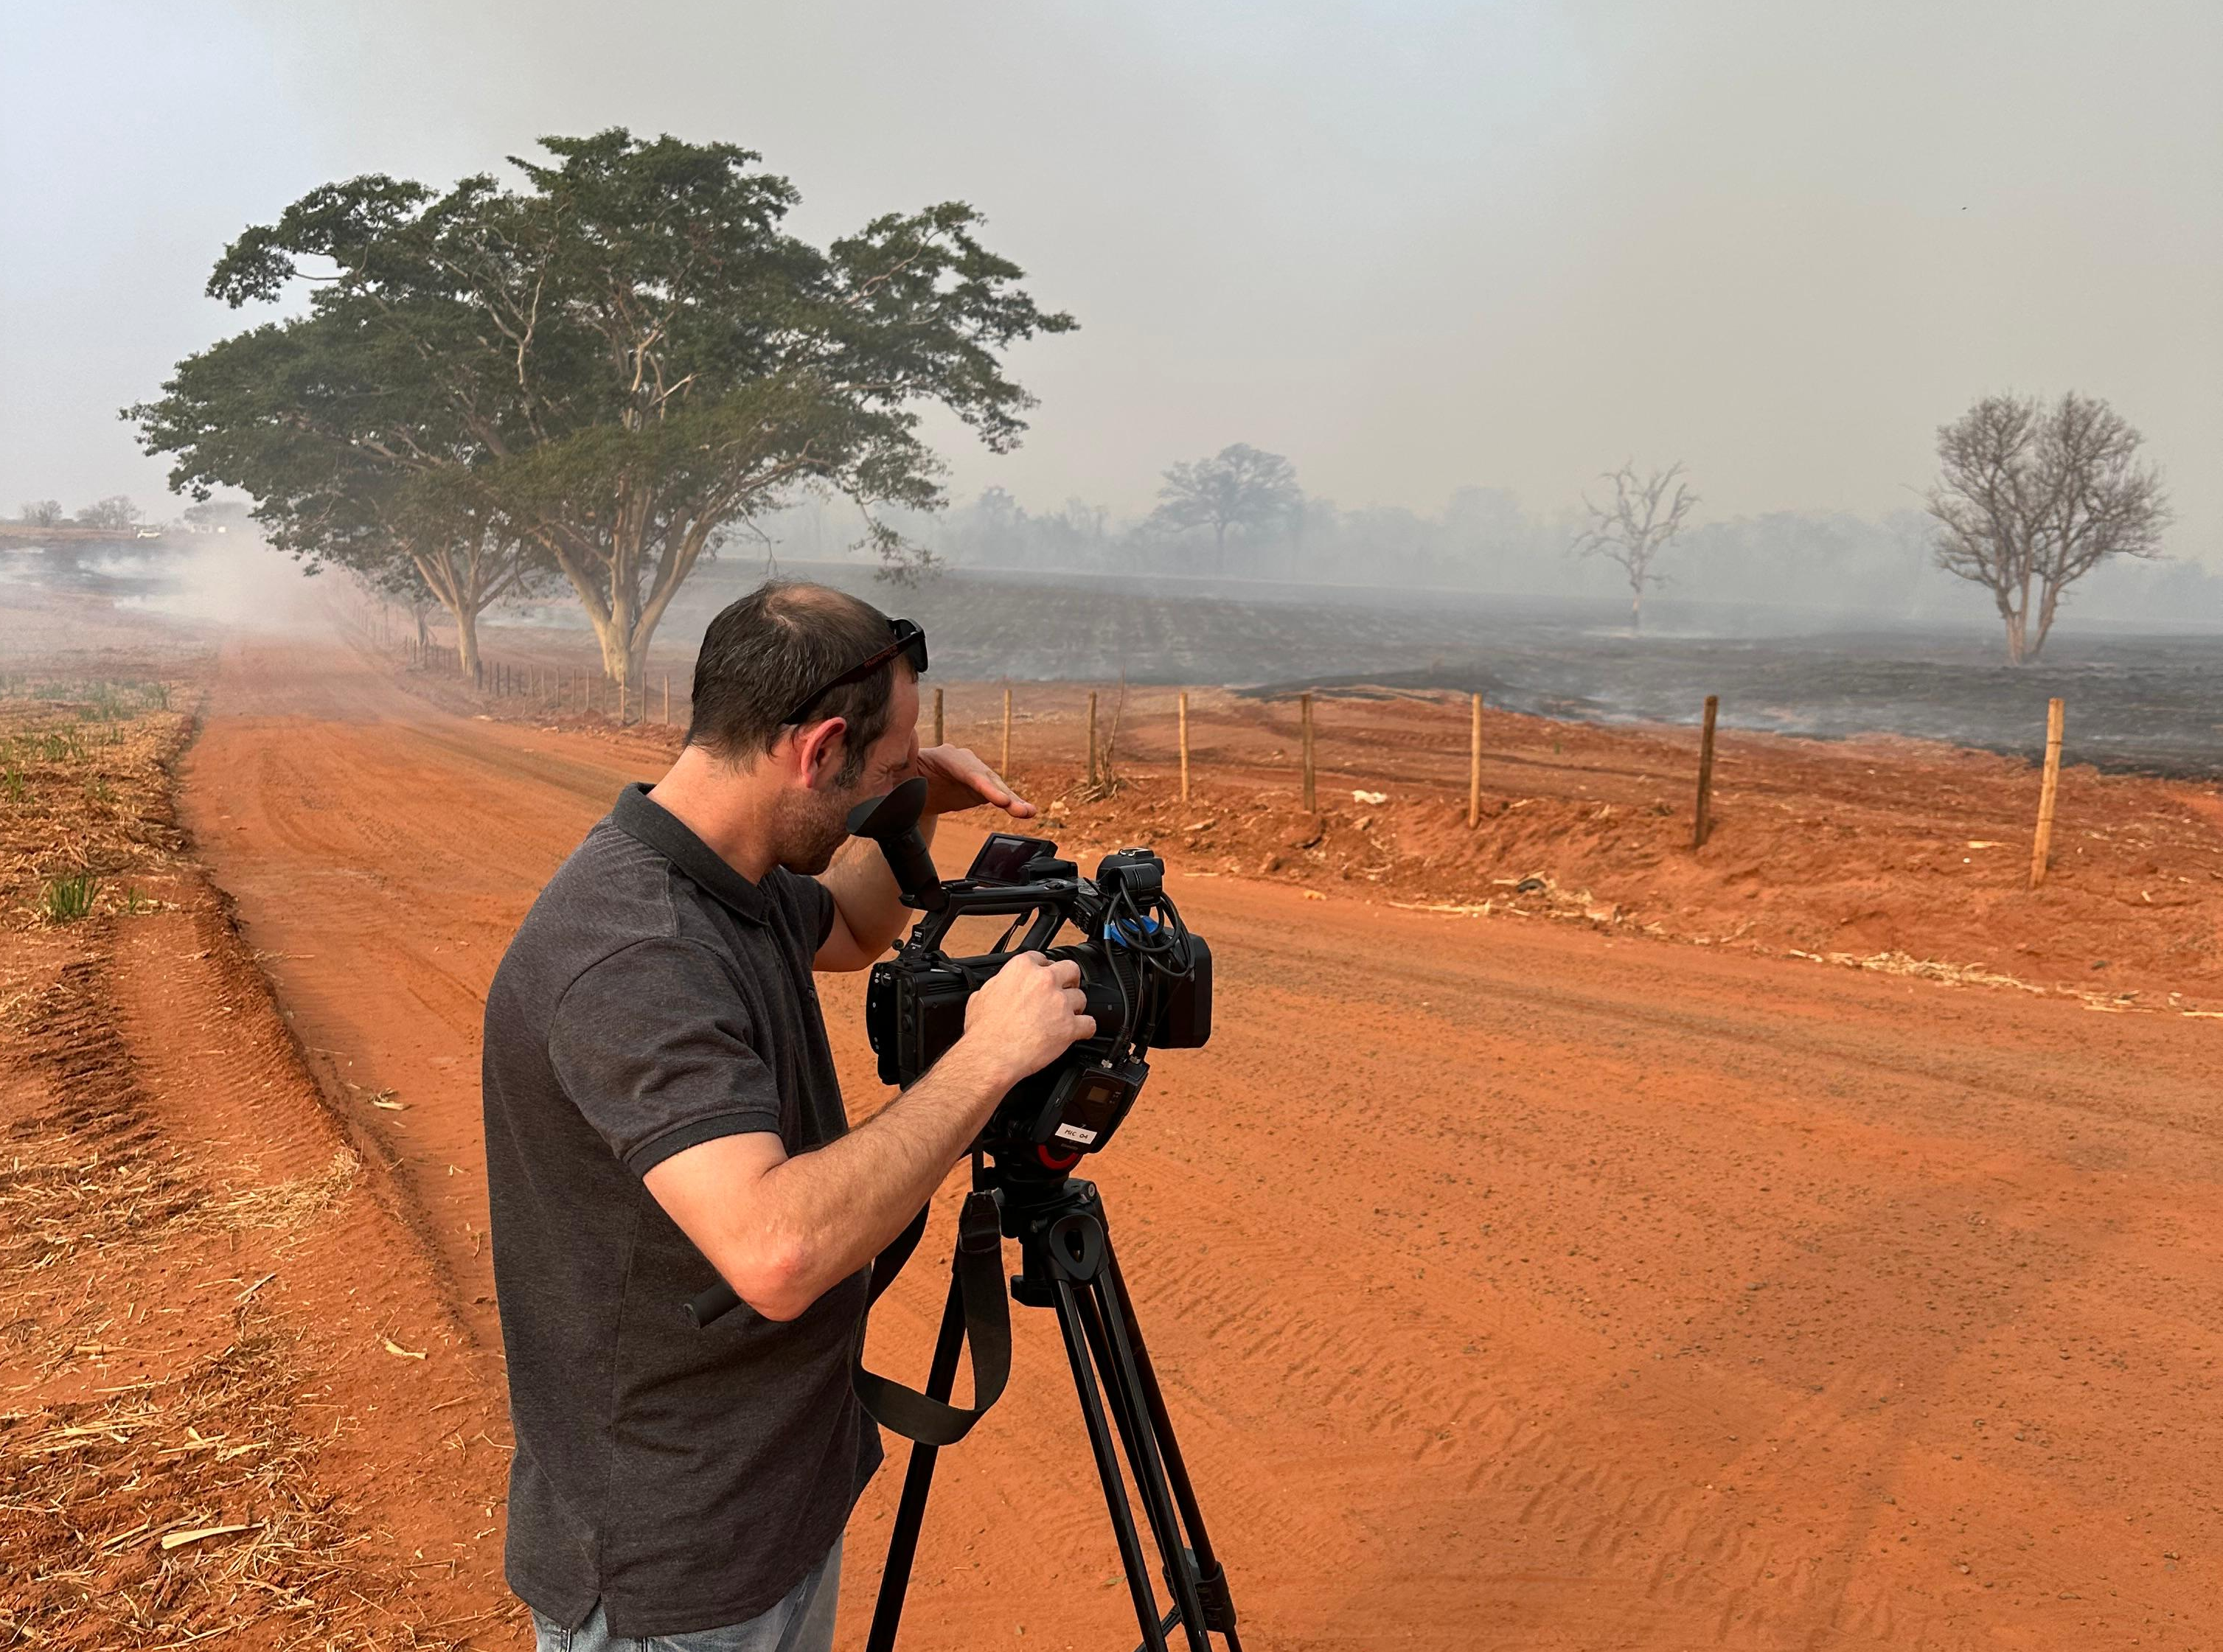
[0,532,333,637]
[128,534,335,632]
[7,1,2219,570]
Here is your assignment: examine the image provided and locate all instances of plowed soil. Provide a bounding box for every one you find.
[148,619,2222,1651]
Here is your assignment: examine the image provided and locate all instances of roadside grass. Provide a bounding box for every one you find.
[38,871,100,924]
[0,1099,389,1649]
[0,677,190,926]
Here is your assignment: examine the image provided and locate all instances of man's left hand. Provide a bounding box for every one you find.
[914,745,1036,821]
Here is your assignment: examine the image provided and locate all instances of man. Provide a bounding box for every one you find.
[482,582,1095,1651]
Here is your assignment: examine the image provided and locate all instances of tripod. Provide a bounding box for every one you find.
[861,1162,1243,1652]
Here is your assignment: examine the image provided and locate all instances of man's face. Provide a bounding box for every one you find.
[775,672,921,876]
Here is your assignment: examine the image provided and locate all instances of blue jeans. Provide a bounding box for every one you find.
[531,1538,841,1652]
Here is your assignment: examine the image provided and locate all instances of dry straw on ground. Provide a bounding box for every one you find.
[0,675,428,1651]
[0,679,191,924]
[0,1325,375,1651]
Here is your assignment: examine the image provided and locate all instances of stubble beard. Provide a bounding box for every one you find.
[776,782,860,877]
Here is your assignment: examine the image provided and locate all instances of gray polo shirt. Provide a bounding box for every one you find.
[481,783,881,1637]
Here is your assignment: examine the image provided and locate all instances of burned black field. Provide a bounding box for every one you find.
[662,560,2223,776]
[18,542,2223,776]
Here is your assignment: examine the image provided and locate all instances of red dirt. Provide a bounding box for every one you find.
[160,624,2221,1651]
[391,649,2223,1011]
[0,653,516,1648]
[937,681,2223,1014]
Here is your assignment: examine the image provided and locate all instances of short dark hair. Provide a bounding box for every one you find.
[686,581,914,781]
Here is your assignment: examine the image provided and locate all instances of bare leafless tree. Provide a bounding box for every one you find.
[1927,391,2171,664]
[1573,461,1698,632]
[73,495,142,533]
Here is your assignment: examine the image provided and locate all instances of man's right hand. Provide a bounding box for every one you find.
[963,952,1096,1087]
[647,951,1099,1324]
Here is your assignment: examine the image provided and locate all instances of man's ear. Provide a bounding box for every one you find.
[793,717,849,789]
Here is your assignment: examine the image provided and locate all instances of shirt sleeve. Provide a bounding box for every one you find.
[546,937,785,1177]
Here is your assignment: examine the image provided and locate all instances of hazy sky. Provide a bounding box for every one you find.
[4,1,2218,560]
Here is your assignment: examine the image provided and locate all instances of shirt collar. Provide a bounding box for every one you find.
[610,783,773,924]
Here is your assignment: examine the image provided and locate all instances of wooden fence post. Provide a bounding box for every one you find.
[1301,691,1316,812]
[664,675,672,725]
[1693,694,1719,849]
[933,686,944,747]
[1467,692,1483,828]
[1086,691,1099,786]
[2030,697,2066,889]
[1001,686,1012,774]
[1178,691,1191,804]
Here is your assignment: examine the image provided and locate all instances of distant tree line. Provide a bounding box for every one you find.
[13,495,145,532]
[832,388,2179,662]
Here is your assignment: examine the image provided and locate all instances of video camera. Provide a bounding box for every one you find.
[849,778,1211,1168]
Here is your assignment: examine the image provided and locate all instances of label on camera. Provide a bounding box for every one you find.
[1054,1123,1099,1146]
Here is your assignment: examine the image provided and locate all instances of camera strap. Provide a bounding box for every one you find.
[852,1189,1012,1446]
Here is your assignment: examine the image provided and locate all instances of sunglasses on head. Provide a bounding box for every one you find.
[779,618,928,728]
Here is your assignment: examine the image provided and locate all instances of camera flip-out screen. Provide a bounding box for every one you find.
[967,832,1056,885]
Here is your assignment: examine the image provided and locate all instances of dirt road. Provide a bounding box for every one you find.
[183,630,2219,1650]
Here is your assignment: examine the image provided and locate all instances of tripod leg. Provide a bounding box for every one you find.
[866,1266,967,1652]
[1072,1280,1214,1651]
[1051,1276,1172,1652]
[1103,1249,1243,1651]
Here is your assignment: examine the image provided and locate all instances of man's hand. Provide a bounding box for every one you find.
[961,953,1095,1087]
[815,747,1037,973]
[914,745,1035,820]
[643,954,1096,1325]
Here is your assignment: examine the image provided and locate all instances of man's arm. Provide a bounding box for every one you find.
[643,952,1091,1322]
[815,745,1034,972]
[813,815,936,972]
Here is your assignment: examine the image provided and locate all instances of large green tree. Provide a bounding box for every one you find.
[132,310,538,673]
[134,129,1074,691]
